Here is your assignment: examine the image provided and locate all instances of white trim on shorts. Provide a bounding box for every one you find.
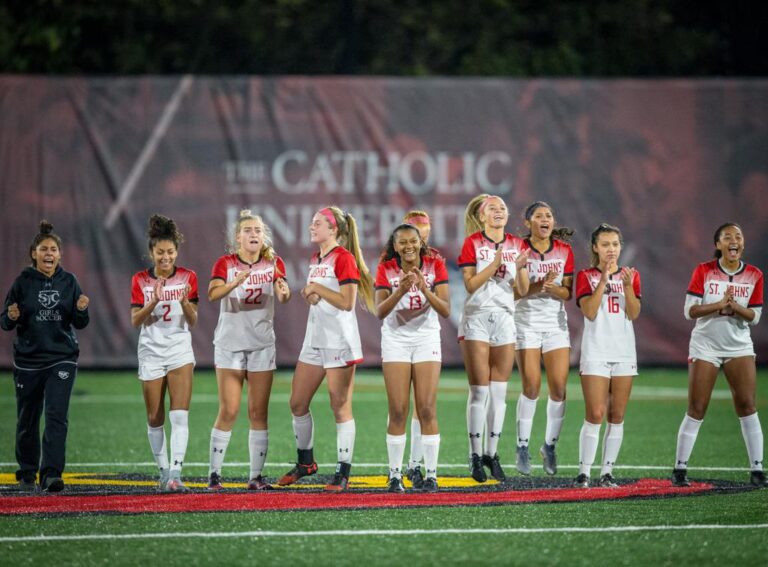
[138,353,195,381]
[298,344,363,369]
[381,339,441,364]
[214,345,277,373]
[515,328,570,353]
[688,349,756,369]
[458,310,516,347]
[579,360,637,378]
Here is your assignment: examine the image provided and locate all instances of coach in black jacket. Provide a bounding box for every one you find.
[1,221,89,493]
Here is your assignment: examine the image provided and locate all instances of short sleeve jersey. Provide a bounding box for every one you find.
[686,260,763,355]
[130,266,199,362]
[576,267,641,363]
[210,254,287,350]
[515,238,574,331]
[374,255,449,343]
[302,246,362,350]
[457,231,525,315]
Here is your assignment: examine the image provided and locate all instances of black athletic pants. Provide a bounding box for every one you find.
[14,362,77,483]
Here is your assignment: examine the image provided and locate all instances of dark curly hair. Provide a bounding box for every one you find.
[29,220,63,267]
[379,224,429,263]
[147,214,184,251]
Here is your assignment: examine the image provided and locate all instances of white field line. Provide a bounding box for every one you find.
[0,387,734,404]
[1,524,767,543]
[0,462,753,472]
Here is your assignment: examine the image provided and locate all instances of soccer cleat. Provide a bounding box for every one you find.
[247,475,274,490]
[749,470,768,488]
[540,443,558,475]
[515,445,532,476]
[422,477,439,492]
[165,471,190,493]
[158,468,170,491]
[469,453,487,483]
[277,461,318,486]
[387,476,405,493]
[597,473,618,488]
[406,466,425,489]
[41,476,64,493]
[324,462,351,492]
[671,468,690,487]
[482,453,507,481]
[208,471,224,491]
[573,473,590,488]
[18,474,37,493]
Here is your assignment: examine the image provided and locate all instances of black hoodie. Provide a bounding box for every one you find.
[1,266,89,369]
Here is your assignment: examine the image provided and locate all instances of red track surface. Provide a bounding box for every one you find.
[0,479,713,515]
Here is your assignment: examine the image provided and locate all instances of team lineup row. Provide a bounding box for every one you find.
[1,196,765,494]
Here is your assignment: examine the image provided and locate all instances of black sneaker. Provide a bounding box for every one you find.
[324,462,351,492]
[41,476,64,493]
[387,476,405,493]
[406,466,425,489]
[750,470,768,488]
[18,474,37,493]
[597,473,618,488]
[671,468,690,487]
[208,471,224,491]
[422,477,438,492]
[573,473,589,488]
[469,453,487,483]
[482,453,506,481]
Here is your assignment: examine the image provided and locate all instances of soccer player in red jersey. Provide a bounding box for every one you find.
[672,223,766,488]
[277,206,375,492]
[514,201,575,476]
[375,223,450,492]
[458,194,530,483]
[130,215,198,492]
[573,223,641,488]
[206,210,291,491]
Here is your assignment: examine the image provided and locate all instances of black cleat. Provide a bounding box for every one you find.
[421,477,438,492]
[324,462,351,492]
[470,453,487,483]
[597,473,618,488]
[387,476,405,493]
[482,453,507,481]
[278,450,318,486]
[406,466,425,489]
[671,468,690,487]
[208,472,224,491]
[41,476,64,493]
[573,473,590,488]
[750,470,768,488]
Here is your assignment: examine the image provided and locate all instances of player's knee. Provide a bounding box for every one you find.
[734,399,756,417]
[146,410,164,427]
[415,404,436,426]
[585,408,605,423]
[522,383,541,399]
[388,406,409,429]
[607,410,625,423]
[687,402,708,421]
[247,408,267,427]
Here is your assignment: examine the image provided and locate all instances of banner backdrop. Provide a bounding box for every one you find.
[1,77,766,367]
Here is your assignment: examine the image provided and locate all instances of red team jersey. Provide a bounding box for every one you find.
[685,260,763,356]
[130,266,199,362]
[210,254,287,351]
[515,238,574,331]
[374,255,449,342]
[576,267,642,363]
[457,231,526,315]
[303,246,362,352]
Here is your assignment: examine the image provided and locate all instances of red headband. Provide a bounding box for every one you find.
[318,208,337,228]
[406,215,430,225]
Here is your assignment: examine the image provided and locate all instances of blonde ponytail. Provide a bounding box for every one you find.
[464,194,491,236]
[326,206,375,313]
[231,209,276,262]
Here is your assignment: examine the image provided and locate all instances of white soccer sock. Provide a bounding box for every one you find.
[249,429,269,479]
[600,422,624,476]
[169,409,189,473]
[675,414,703,469]
[516,393,538,448]
[147,424,169,471]
[739,413,764,471]
[386,433,407,479]
[466,385,489,456]
[292,412,314,450]
[578,421,601,476]
[485,381,509,456]
[336,419,356,464]
[422,434,441,479]
[408,418,423,469]
[545,398,566,446]
[208,428,232,475]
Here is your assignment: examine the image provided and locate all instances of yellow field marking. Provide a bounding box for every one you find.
[1,473,497,489]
